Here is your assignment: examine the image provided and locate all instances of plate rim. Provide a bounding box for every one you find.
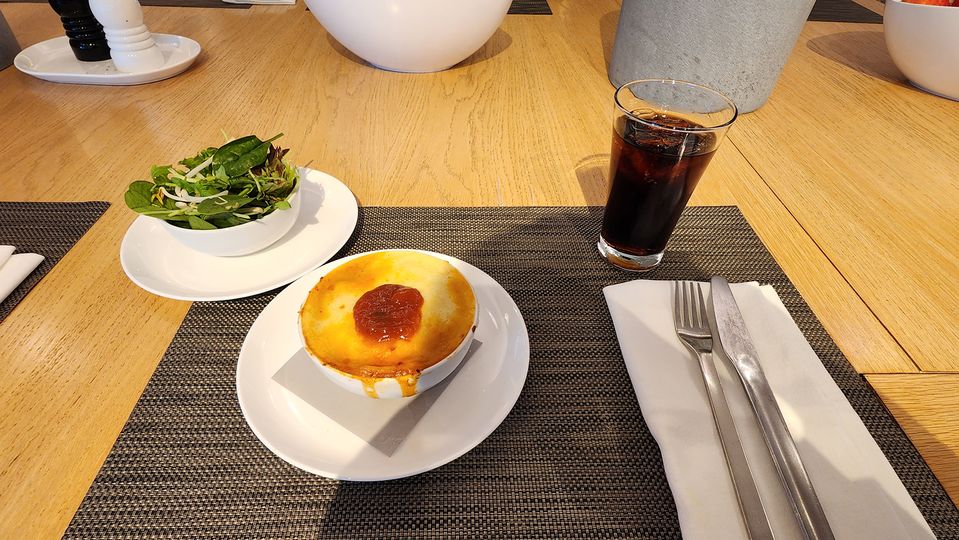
[235,249,531,481]
[14,34,201,85]
[119,167,359,301]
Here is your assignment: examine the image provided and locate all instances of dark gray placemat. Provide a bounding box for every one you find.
[0,201,109,323]
[64,207,958,539]
[509,0,551,15]
[809,0,883,23]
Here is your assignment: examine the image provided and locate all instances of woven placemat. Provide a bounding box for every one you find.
[65,207,958,539]
[809,0,883,23]
[509,0,551,15]
[0,201,109,323]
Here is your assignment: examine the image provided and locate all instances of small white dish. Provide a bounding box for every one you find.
[311,316,477,399]
[299,250,480,399]
[162,189,301,257]
[120,168,358,301]
[14,34,200,86]
[884,0,959,101]
[237,251,530,480]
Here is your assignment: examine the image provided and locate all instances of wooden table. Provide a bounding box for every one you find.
[1,1,956,537]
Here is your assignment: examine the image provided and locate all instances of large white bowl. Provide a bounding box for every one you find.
[304,0,512,73]
[884,0,959,100]
[161,189,300,257]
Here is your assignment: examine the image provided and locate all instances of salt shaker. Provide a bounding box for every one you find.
[89,0,166,73]
[48,0,111,62]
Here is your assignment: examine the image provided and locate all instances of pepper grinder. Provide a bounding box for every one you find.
[48,0,111,62]
[89,0,165,73]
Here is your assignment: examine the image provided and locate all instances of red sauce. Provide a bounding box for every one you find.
[353,284,424,342]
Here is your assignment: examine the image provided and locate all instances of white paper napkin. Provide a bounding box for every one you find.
[0,246,44,304]
[603,280,933,540]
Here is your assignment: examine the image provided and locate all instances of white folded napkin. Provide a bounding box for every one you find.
[0,245,13,268]
[0,246,44,304]
[603,280,933,540]
[223,0,295,5]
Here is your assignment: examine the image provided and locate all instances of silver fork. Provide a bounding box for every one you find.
[673,281,774,540]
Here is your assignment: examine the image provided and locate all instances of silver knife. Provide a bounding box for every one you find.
[709,276,836,540]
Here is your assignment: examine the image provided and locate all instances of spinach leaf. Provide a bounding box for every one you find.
[179,147,217,170]
[187,216,217,230]
[166,220,193,229]
[161,213,191,222]
[130,205,184,220]
[196,194,253,215]
[192,177,229,196]
[150,165,171,183]
[212,135,260,166]
[208,214,250,228]
[124,181,155,210]
[213,133,282,177]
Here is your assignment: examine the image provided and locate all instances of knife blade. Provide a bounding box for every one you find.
[709,277,835,540]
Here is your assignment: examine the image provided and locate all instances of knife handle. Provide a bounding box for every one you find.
[737,361,836,540]
[695,351,775,540]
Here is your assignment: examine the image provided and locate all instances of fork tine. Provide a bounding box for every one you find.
[695,282,708,330]
[688,281,697,327]
[678,281,687,327]
[688,281,697,328]
[679,281,689,327]
[688,281,699,328]
[672,281,683,327]
[683,281,693,328]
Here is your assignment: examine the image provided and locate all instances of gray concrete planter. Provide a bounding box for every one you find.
[609,0,815,112]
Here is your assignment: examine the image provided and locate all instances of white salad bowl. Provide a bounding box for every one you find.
[304,0,512,73]
[884,0,959,100]
[161,189,301,257]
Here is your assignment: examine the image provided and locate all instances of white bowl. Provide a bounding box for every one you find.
[161,189,300,257]
[884,0,959,100]
[304,0,512,73]
[298,251,479,399]
[309,311,477,399]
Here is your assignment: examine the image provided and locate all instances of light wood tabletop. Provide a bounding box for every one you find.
[1,1,956,537]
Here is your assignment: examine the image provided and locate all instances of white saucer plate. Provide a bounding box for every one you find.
[14,34,200,86]
[237,250,531,481]
[120,168,359,301]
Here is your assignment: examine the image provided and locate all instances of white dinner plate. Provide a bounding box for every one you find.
[236,250,530,481]
[120,168,358,301]
[14,34,200,86]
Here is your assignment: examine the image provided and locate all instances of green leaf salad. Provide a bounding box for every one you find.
[124,133,299,230]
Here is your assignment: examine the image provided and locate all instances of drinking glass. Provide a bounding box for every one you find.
[598,79,737,271]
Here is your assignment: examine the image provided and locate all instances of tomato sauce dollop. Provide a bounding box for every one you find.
[353,284,424,342]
